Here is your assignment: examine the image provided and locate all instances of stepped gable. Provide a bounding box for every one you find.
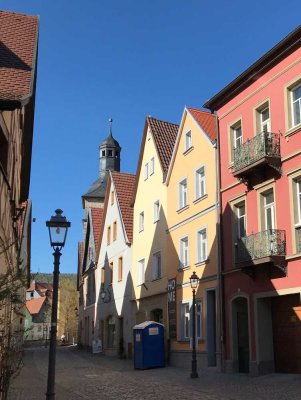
[111,171,136,243]
[0,10,39,103]
[188,108,217,142]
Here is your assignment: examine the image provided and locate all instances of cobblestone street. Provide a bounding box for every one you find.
[8,346,301,400]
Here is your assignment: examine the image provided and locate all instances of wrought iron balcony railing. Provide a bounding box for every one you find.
[235,229,286,265]
[233,132,281,173]
[295,227,301,253]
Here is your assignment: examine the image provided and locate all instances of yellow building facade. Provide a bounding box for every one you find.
[131,116,178,328]
[166,108,220,369]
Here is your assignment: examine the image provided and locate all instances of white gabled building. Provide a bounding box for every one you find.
[95,170,136,358]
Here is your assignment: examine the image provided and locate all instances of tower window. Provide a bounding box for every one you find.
[108,150,113,157]
[115,151,119,157]
[102,150,106,157]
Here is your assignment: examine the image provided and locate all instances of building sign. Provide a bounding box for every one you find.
[168,278,177,339]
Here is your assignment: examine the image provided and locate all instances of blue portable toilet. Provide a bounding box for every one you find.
[133,321,165,369]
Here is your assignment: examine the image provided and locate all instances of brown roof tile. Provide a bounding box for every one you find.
[0,10,38,102]
[26,296,46,315]
[91,208,104,255]
[147,117,179,173]
[111,171,136,243]
[187,108,217,142]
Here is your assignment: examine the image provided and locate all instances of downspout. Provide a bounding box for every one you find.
[213,111,225,372]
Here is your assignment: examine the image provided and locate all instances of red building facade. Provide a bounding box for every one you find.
[205,27,301,375]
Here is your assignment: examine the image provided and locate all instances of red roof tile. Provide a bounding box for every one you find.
[111,171,136,243]
[187,108,217,142]
[91,208,104,255]
[0,10,38,102]
[26,296,46,315]
[147,117,179,173]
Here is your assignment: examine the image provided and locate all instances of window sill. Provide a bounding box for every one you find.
[177,205,189,214]
[228,162,234,170]
[178,265,190,272]
[285,124,301,138]
[286,253,301,261]
[152,277,162,282]
[139,229,144,233]
[153,219,159,224]
[193,194,208,204]
[195,258,209,267]
[178,339,205,344]
[183,146,194,156]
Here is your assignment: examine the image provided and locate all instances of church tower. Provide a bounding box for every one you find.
[82,118,121,210]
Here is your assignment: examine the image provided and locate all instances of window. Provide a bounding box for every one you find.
[139,212,144,232]
[262,190,275,231]
[235,201,246,239]
[180,236,189,268]
[184,130,192,151]
[108,149,113,157]
[149,157,154,175]
[291,84,301,128]
[101,267,105,284]
[113,221,117,241]
[102,150,106,157]
[179,178,188,209]
[181,301,202,340]
[259,107,270,133]
[118,257,123,281]
[195,166,206,199]
[197,228,207,263]
[109,262,113,284]
[111,191,115,205]
[107,226,111,245]
[154,200,160,222]
[230,121,242,161]
[138,259,145,285]
[152,252,161,280]
[144,163,149,180]
[0,126,8,175]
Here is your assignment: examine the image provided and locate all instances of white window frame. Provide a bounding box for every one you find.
[195,165,206,200]
[197,227,207,263]
[184,130,192,151]
[291,83,301,128]
[179,236,189,268]
[263,191,275,231]
[154,200,160,222]
[233,124,242,149]
[152,251,161,280]
[180,300,202,341]
[259,106,270,133]
[179,178,188,209]
[236,201,246,239]
[138,259,145,286]
[139,211,144,232]
[296,180,301,225]
[149,157,155,175]
[144,163,149,180]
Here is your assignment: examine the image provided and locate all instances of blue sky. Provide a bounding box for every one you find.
[2,0,300,274]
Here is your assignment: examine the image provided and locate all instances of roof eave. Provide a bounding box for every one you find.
[204,25,301,110]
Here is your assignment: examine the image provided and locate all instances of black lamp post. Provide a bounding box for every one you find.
[190,271,199,378]
[45,209,70,400]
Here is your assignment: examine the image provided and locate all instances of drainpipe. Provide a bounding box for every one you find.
[213,111,225,372]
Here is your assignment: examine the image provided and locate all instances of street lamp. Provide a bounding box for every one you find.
[45,209,70,400]
[190,271,199,378]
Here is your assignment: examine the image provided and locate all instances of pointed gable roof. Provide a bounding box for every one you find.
[111,171,136,243]
[132,115,179,205]
[187,108,217,143]
[0,10,39,107]
[147,116,179,174]
[166,107,217,184]
[91,208,104,256]
[26,296,46,315]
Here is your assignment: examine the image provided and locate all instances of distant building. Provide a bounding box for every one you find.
[24,282,52,342]
[78,120,121,347]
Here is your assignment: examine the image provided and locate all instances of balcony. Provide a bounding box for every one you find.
[235,229,287,276]
[233,132,281,183]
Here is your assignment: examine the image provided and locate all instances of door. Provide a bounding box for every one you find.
[272,294,301,373]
